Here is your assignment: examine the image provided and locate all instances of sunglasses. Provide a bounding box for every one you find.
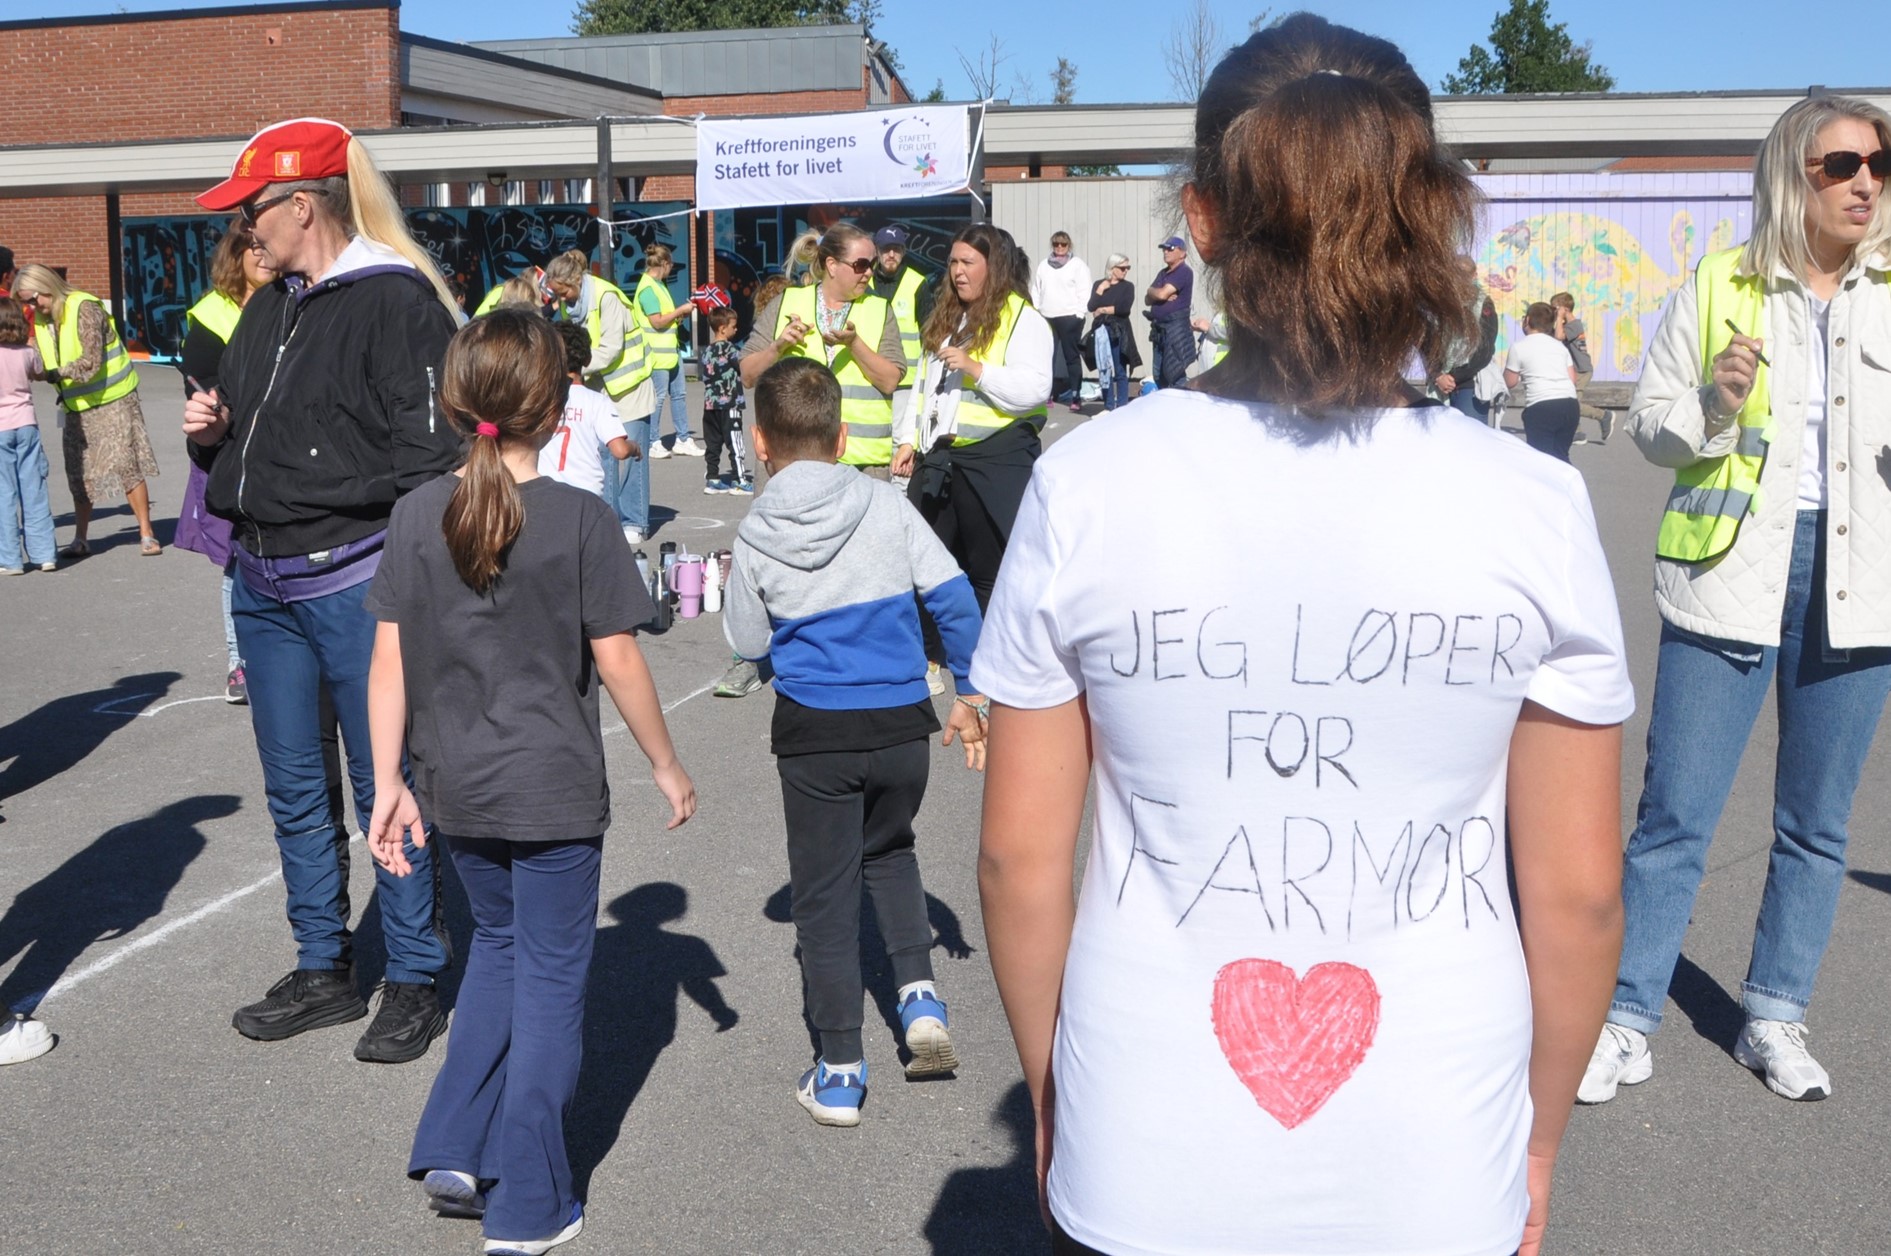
[831,256,873,274]
[236,190,299,228]
[1808,149,1891,181]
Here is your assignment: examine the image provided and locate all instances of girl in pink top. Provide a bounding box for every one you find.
[0,296,56,574]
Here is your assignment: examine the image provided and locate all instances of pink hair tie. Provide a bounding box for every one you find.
[475,421,501,439]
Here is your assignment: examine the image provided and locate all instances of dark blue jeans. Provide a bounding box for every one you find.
[1612,510,1891,1032]
[410,835,602,1240]
[232,574,448,985]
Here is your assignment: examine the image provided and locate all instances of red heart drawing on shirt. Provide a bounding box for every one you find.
[1211,958,1381,1130]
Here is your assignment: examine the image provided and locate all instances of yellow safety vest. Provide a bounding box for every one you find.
[556,276,650,401]
[1654,246,1774,564]
[953,292,1049,446]
[887,266,926,388]
[474,285,505,317]
[185,290,242,345]
[775,285,896,467]
[34,291,138,412]
[636,273,681,372]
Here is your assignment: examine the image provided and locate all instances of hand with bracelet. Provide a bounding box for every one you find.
[944,691,990,772]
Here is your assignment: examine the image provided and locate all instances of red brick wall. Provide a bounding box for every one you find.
[0,5,400,298]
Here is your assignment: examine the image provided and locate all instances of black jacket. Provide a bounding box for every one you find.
[192,246,461,558]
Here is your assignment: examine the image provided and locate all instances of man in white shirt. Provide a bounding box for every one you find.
[1029,230,1093,412]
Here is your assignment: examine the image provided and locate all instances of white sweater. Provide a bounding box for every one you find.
[1627,252,1891,647]
[1030,256,1094,320]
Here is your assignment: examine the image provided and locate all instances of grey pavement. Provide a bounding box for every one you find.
[1,375,1887,1255]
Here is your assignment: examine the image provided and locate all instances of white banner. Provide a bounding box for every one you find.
[695,106,970,211]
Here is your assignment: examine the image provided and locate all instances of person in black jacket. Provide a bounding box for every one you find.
[184,118,464,1064]
[1085,253,1141,409]
[1433,257,1499,422]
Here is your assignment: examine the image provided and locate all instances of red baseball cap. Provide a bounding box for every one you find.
[197,118,354,212]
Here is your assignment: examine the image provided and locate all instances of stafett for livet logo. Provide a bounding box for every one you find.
[695,106,971,212]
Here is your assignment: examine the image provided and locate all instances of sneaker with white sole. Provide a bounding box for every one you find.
[797,1058,867,1127]
[421,1169,485,1219]
[1734,1018,1829,1101]
[647,439,672,459]
[0,1012,55,1065]
[713,658,762,698]
[484,1200,583,1255]
[899,989,958,1078]
[673,437,705,457]
[622,525,644,545]
[1576,1023,1651,1104]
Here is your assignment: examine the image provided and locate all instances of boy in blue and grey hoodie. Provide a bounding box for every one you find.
[725,358,987,1128]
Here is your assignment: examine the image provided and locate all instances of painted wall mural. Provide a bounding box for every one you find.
[119,201,689,362]
[1469,172,1753,381]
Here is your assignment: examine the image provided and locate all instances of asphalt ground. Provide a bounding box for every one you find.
[2,373,1887,1255]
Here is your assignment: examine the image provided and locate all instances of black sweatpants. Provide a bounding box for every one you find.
[1522,396,1580,462]
[778,740,936,1064]
[1047,314,1084,400]
[701,405,750,484]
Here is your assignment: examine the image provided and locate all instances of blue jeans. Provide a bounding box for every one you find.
[1446,387,1488,423]
[1612,510,1891,1032]
[232,574,448,985]
[0,425,56,569]
[410,834,601,1240]
[603,417,650,533]
[649,365,691,444]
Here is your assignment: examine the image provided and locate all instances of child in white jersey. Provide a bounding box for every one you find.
[538,321,635,500]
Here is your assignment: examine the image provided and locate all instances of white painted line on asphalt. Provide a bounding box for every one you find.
[38,675,726,1007]
[90,694,229,718]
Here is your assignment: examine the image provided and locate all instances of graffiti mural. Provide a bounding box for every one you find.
[119,202,690,361]
[1470,172,1752,381]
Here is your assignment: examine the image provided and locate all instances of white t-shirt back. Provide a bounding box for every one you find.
[971,391,1634,1256]
[538,382,627,497]
[1504,332,1578,409]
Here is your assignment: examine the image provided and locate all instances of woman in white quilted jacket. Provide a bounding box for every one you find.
[1584,95,1891,1106]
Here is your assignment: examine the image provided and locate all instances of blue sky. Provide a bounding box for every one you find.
[30,1,1891,102]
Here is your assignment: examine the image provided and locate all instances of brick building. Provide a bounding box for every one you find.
[0,1,908,310]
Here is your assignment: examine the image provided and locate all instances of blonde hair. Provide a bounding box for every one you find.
[275,140,459,318]
[11,264,73,325]
[644,243,673,267]
[786,223,872,290]
[545,249,591,287]
[498,273,542,308]
[1743,95,1891,284]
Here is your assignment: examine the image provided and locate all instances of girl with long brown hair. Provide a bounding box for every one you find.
[973,15,1631,1256]
[363,308,694,1254]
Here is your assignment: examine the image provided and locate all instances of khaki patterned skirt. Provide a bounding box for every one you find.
[62,389,160,504]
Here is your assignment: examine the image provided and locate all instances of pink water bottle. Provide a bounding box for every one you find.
[673,557,706,619]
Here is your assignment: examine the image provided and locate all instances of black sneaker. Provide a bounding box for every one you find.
[232,968,368,1041]
[354,982,448,1064]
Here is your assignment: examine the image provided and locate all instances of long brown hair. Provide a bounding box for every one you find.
[438,309,568,594]
[1188,14,1478,410]
[210,226,251,303]
[921,223,1029,357]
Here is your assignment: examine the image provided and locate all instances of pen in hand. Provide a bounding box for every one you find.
[1723,319,1772,368]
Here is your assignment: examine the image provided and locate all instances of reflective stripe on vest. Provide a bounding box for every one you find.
[1654,247,1773,564]
[636,273,681,371]
[185,291,242,345]
[34,292,139,412]
[558,277,650,400]
[775,285,896,466]
[953,292,1049,446]
[889,266,925,387]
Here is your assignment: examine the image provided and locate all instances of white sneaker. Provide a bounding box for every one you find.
[484,1201,583,1254]
[673,437,705,457]
[622,526,644,545]
[1735,1018,1830,1101]
[0,1013,55,1065]
[647,439,672,460]
[1576,1023,1651,1104]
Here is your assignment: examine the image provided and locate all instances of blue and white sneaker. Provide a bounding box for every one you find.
[703,478,732,495]
[729,478,755,496]
[484,1199,584,1255]
[421,1168,485,1219]
[796,1058,867,1127]
[899,989,958,1078]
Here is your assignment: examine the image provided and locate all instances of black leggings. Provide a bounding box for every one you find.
[1522,397,1580,462]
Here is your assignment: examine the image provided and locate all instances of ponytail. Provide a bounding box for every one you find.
[437,309,569,594]
[344,138,462,320]
[785,230,822,286]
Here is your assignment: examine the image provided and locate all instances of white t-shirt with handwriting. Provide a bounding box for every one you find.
[538,382,628,497]
[970,390,1634,1256]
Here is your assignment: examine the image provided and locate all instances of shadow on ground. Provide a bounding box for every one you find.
[0,671,182,804]
[568,882,736,1196]
[923,1080,1049,1255]
[0,793,237,1011]
[1848,869,1891,896]
[1669,953,1744,1054]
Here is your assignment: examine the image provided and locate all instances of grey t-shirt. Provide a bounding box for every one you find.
[364,473,655,841]
[744,292,907,374]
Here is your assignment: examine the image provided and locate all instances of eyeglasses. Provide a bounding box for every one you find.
[1807,149,1891,181]
[835,256,874,274]
[236,191,298,228]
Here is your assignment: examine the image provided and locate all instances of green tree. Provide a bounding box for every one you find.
[1052,57,1121,177]
[572,0,850,37]
[1442,0,1615,93]
[922,78,947,103]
